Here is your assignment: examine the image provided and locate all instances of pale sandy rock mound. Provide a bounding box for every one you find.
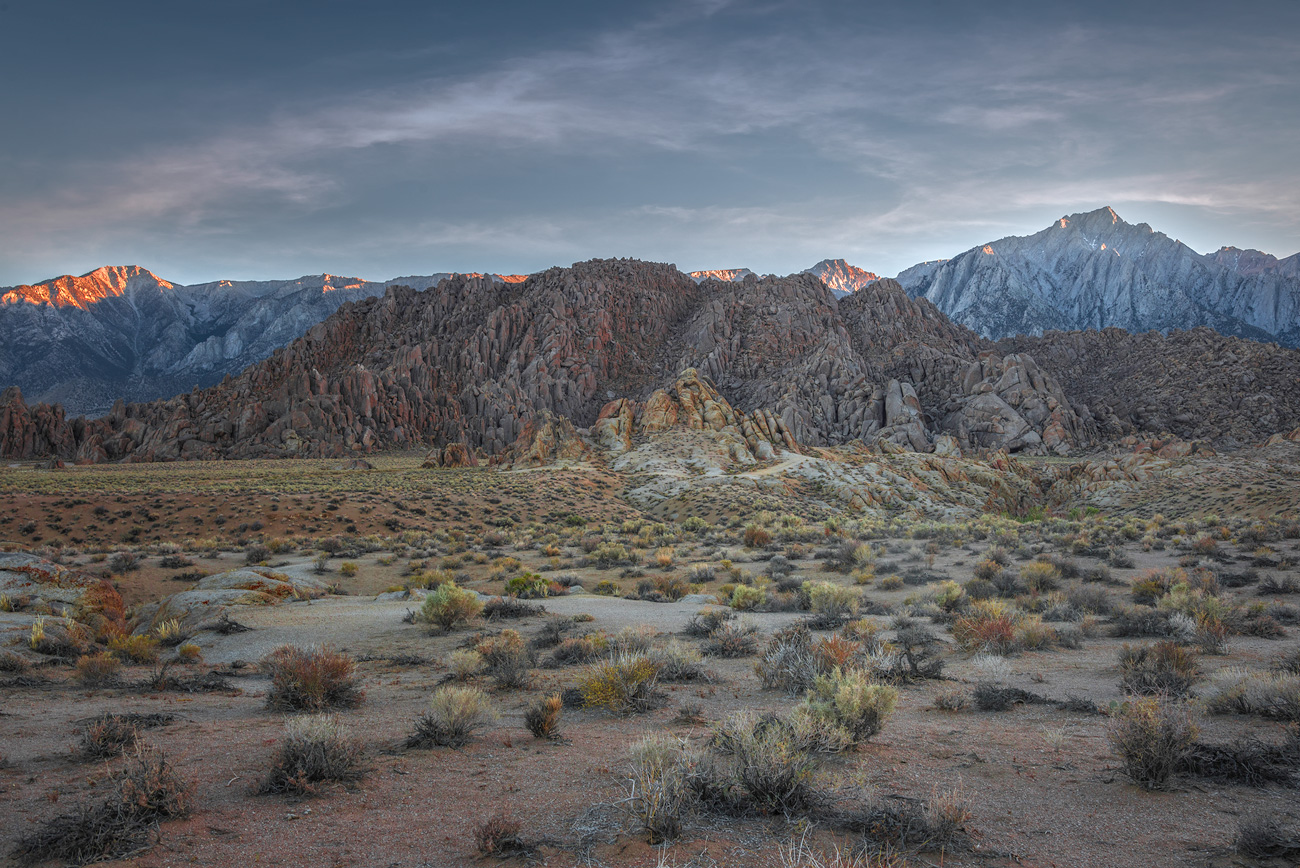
[595,369,799,466]
[0,552,103,611]
[591,398,636,454]
[136,568,329,634]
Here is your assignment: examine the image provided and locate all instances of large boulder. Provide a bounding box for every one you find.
[423,442,477,468]
[0,552,103,612]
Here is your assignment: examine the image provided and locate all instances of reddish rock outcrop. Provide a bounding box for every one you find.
[492,410,590,469]
[423,442,477,468]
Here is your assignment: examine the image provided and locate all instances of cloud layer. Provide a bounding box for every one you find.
[1,0,1296,284]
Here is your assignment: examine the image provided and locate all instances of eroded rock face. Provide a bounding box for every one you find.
[492,409,591,469]
[10,257,1285,465]
[1002,327,1300,446]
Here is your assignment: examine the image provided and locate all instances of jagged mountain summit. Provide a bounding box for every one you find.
[688,268,756,283]
[688,260,881,299]
[0,266,526,416]
[801,259,881,297]
[895,207,1300,346]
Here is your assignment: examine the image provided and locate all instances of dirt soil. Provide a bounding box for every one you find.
[3,455,1300,867]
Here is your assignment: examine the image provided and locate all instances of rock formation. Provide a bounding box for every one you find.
[1,258,1293,465]
[1001,327,1300,447]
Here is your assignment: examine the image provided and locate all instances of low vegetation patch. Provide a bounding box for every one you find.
[11,746,192,866]
[1107,696,1199,789]
[408,685,495,748]
[263,645,363,712]
[257,714,366,795]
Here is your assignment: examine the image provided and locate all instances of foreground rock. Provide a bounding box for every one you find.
[135,569,331,634]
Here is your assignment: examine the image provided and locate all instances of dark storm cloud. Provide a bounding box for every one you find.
[1,0,1296,284]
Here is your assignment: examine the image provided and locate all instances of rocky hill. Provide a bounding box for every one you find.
[1001,327,1300,447]
[896,207,1300,347]
[0,266,526,416]
[0,260,1105,463]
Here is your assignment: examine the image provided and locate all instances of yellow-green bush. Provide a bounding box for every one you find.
[800,668,897,744]
[420,583,483,630]
[578,653,660,715]
[730,584,766,611]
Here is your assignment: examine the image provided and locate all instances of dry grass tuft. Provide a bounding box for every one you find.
[257,714,366,795]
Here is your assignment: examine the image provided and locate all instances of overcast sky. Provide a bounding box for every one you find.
[2,0,1297,286]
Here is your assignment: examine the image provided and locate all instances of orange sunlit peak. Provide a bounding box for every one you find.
[982,245,996,254]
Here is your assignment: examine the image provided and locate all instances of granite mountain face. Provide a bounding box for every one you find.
[895,207,1300,346]
[688,260,880,298]
[0,266,524,416]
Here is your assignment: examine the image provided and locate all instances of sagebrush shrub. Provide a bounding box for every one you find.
[1019,561,1058,593]
[263,645,363,712]
[578,652,661,715]
[800,668,897,744]
[650,640,709,682]
[108,633,160,664]
[703,619,760,658]
[13,745,191,866]
[475,629,533,689]
[474,812,528,857]
[1118,642,1199,697]
[807,582,860,623]
[419,582,483,630]
[730,584,766,611]
[75,651,122,686]
[75,714,140,760]
[258,714,366,795]
[709,711,823,812]
[524,693,563,739]
[625,734,690,843]
[952,603,1018,655]
[1107,696,1199,789]
[1203,668,1300,721]
[754,624,820,693]
[408,685,495,748]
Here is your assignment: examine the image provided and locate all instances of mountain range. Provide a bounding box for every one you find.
[896,207,1300,346]
[0,266,525,416]
[3,258,1299,467]
[1,207,1296,451]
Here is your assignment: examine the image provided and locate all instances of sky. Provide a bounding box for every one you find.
[1,0,1297,286]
